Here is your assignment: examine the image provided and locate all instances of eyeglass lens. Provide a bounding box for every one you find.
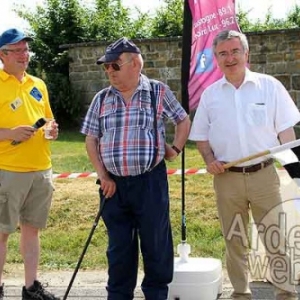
[103,63,120,71]
[3,48,30,54]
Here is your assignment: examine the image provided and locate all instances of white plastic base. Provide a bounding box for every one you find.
[168,257,223,300]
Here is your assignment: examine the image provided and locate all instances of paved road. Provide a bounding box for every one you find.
[2,270,300,299]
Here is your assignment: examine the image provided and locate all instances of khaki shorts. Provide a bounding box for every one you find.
[0,169,54,233]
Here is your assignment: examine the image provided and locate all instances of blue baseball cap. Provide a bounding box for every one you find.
[96,37,141,65]
[0,28,33,48]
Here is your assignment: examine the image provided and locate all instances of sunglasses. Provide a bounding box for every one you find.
[103,59,132,71]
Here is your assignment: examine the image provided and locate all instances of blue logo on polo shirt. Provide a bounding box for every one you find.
[30,87,42,101]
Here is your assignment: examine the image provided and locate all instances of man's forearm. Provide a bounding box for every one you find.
[0,128,12,141]
[196,141,215,165]
[85,136,108,179]
[172,116,191,150]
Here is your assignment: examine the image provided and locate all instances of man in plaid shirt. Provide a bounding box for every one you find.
[81,37,190,300]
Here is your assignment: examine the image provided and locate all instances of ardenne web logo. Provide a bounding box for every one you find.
[226,197,300,285]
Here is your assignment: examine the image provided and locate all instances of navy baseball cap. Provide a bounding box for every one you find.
[0,28,33,48]
[96,37,141,65]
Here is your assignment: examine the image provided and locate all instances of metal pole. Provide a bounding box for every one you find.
[63,197,106,300]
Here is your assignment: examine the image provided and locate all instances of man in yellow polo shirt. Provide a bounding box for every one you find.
[0,28,60,300]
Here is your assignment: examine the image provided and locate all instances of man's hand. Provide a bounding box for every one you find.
[206,160,225,175]
[98,172,116,198]
[164,143,179,162]
[49,120,59,140]
[11,125,36,142]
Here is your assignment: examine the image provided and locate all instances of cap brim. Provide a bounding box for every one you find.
[96,52,122,65]
[8,36,33,45]
[24,37,33,42]
[96,55,106,65]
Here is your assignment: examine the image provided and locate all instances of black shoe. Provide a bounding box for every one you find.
[22,280,60,300]
[0,283,3,300]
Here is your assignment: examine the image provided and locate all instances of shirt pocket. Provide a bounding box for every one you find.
[246,103,267,127]
[99,102,117,132]
[139,101,154,129]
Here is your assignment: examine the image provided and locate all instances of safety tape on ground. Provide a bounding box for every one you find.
[52,168,208,179]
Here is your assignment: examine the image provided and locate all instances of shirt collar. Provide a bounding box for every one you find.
[138,73,152,91]
[0,69,31,83]
[0,69,10,81]
[220,68,257,87]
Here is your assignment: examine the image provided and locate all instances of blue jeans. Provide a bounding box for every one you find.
[100,161,174,300]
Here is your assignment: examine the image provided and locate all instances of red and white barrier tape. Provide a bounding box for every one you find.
[52,168,208,179]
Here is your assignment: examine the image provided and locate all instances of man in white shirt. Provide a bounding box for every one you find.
[189,29,300,300]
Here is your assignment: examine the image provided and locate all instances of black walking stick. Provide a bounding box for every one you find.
[63,180,106,300]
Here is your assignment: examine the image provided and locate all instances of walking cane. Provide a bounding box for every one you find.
[63,180,106,300]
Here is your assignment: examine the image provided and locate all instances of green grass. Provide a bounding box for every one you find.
[5,130,224,273]
[50,131,94,173]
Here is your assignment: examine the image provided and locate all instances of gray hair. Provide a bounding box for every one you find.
[126,52,143,71]
[136,53,144,70]
[212,30,249,54]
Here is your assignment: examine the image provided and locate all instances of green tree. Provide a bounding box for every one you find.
[87,0,132,41]
[286,5,300,27]
[236,6,253,32]
[151,0,183,37]
[80,0,152,41]
[237,5,298,32]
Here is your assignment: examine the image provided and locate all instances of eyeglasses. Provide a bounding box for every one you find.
[103,59,132,71]
[217,49,244,59]
[1,48,30,55]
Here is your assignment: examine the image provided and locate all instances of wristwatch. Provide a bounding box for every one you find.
[171,145,181,155]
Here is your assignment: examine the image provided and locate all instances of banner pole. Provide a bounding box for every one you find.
[223,139,300,169]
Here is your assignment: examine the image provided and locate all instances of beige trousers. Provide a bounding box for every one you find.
[214,165,296,299]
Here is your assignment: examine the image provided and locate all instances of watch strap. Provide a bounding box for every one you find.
[171,145,181,155]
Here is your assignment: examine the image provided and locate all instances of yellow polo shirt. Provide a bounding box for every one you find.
[0,70,54,172]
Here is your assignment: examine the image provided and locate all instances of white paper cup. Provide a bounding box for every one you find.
[44,119,55,139]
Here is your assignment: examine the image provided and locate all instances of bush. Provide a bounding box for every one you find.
[46,73,83,129]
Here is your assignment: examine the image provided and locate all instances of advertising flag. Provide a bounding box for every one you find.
[182,0,240,112]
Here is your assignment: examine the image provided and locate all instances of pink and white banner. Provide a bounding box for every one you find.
[187,0,240,111]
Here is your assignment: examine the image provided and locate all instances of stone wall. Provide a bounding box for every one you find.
[67,37,183,108]
[66,28,300,111]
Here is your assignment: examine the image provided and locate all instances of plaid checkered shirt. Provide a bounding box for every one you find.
[81,74,187,176]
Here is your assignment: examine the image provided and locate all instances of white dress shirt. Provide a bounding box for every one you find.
[189,69,300,166]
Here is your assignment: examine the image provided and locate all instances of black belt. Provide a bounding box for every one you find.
[227,158,274,173]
